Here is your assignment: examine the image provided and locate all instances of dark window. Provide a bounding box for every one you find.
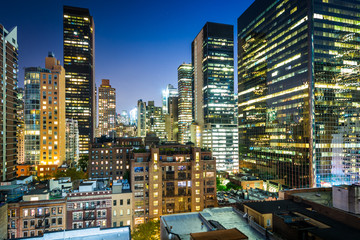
[113,200,116,206]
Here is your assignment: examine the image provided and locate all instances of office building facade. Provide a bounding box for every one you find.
[66,119,79,167]
[192,22,238,172]
[63,6,95,156]
[0,24,18,181]
[178,63,193,144]
[237,0,360,187]
[17,88,25,165]
[24,54,66,176]
[98,79,116,137]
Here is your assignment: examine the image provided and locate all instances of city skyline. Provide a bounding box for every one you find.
[0,0,254,112]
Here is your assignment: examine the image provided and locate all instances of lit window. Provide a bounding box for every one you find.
[153,209,158,215]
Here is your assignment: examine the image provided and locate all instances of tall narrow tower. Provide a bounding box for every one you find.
[178,63,193,144]
[192,22,238,172]
[0,24,18,180]
[63,6,95,156]
[98,79,116,137]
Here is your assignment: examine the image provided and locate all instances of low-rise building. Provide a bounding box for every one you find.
[66,183,112,229]
[131,143,216,225]
[7,189,66,239]
[111,180,132,228]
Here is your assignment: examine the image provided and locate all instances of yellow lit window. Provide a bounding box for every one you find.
[196,206,200,211]
[154,201,158,207]
[196,198,200,203]
[153,175,158,181]
[195,174,200,179]
[196,182,200,187]
[196,190,200,195]
[290,7,297,14]
[153,209,158,215]
[154,184,158,190]
[154,192,158,198]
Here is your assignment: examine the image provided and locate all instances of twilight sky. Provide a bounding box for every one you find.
[1,0,254,112]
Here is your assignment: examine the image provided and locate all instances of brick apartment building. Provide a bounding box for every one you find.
[66,184,112,229]
[131,143,217,225]
[7,190,66,239]
[89,137,142,180]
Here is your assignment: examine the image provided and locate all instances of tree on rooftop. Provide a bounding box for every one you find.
[78,155,89,172]
[131,220,160,240]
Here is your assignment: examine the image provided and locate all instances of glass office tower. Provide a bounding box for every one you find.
[238,0,360,187]
[63,6,95,156]
[192,22,238,172]
[178,63,193,144]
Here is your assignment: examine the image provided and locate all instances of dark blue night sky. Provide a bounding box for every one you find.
[1,0,254,112]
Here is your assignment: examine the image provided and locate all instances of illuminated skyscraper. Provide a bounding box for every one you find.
[16,88,25,165]
[0,24,18,180]
[98,79,116,137]
[129,108,137,126]
[24,53,66,176]
[162,84,178,114]
[178,63,193,144]
[66,118,79,167]
[238,0,360,188]
[63,6,95,156]
[147,101,167,141]
[137,100,147,137]
[192,22,238,172]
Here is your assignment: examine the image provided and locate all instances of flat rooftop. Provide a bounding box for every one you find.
[162,212,211,240]
[161,207,263,240]
[15,226,130,240]
[201,208,263,240]
[190,228,248,240]
[291,191,332,207]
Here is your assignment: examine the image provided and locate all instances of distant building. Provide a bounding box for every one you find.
[137,100,147,137]
[146,101,167,141]
[0,203,7,240]
[131,143,216,225]
[162,84,178,115]
[111,180,132,229]
[98,79,116,137]
[0,24,18,181]
[192,22,238,172]
[89,137,142,180]
[16,88,25,165]
[24,53,66,176]
[177,64,193,144]
[65,119,79,167]
[129,108,137,126]
[63,6,95,156]
[165,96,178,142]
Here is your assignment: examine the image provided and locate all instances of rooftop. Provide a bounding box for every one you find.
[291,191,332,207]
[243,200,307,214]
[161,207,263,240]
[15,226,130,240]
[190,228,248,240]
